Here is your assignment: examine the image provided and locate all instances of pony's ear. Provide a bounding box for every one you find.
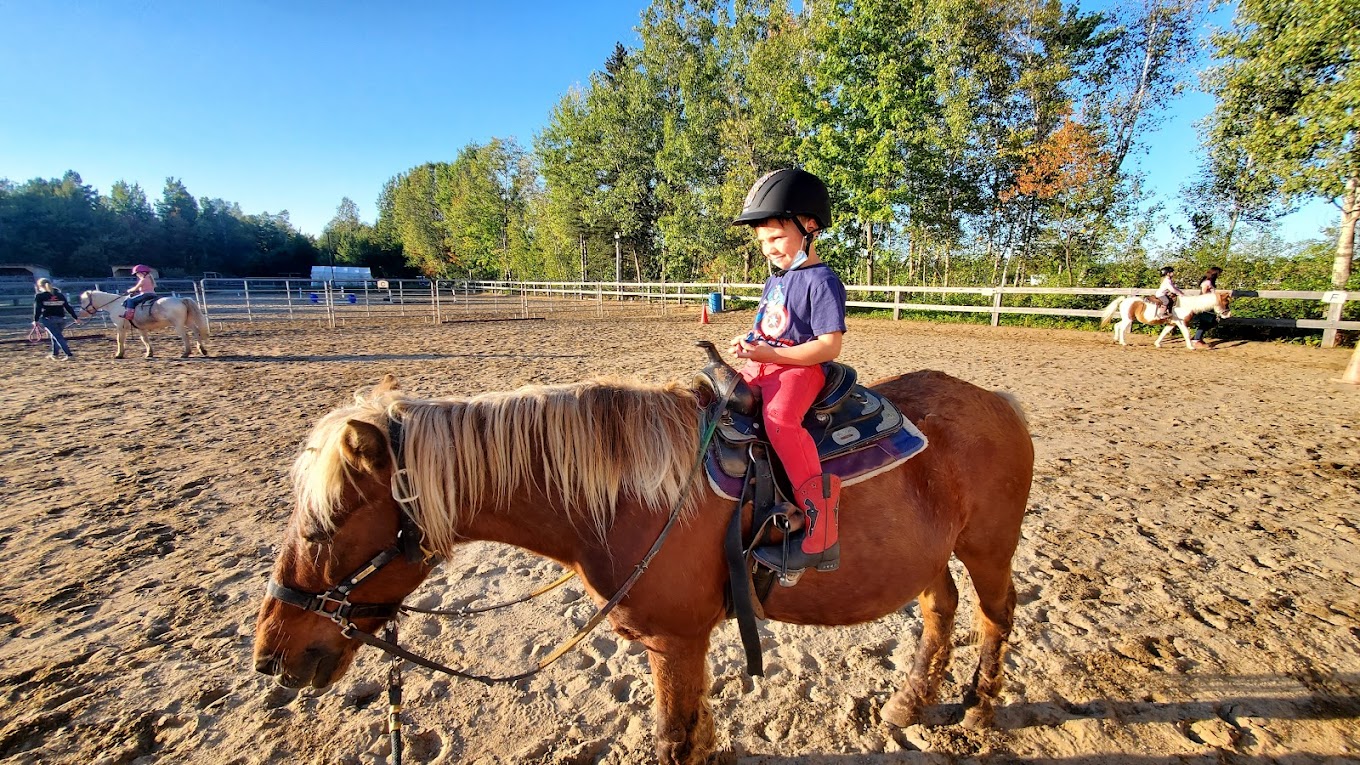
[341,419,391,473]
[375,374,401,394]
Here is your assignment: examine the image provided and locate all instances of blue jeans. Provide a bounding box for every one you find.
[40,317,73,357]
[1192,312,1216,342]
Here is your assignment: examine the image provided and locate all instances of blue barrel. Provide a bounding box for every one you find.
[708,292,723,314]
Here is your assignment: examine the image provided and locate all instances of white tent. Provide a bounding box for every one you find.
[310,266,372,286]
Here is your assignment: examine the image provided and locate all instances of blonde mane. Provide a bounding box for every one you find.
[293,378,703,553]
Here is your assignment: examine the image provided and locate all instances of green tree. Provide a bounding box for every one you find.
[1205,0,1359,287]
[385,164,450,277]
[156,177,199,273]
[322,197,368,265]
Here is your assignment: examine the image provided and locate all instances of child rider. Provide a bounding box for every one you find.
[729,168,848,574]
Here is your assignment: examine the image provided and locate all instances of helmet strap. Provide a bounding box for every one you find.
[790,217,815,271]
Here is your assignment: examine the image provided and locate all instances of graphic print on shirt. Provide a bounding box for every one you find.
[756,282,792,345]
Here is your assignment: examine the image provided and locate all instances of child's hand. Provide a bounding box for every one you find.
[732,337,770,362]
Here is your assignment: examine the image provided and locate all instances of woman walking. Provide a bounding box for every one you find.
[32,278,82,360]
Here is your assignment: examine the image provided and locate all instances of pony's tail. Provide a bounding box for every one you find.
[185,299,210,340]
[994,390,1028,429]
[1099,298,1121,328]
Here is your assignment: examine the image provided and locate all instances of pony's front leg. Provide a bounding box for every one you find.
[646,636,715,765]
[139,330,153,359]
[114,324,127,359]
[1154,324,1175,348]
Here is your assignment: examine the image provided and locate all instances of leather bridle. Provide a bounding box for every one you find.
[81,292,124,317]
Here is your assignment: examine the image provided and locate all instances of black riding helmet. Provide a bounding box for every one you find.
[1160,266,1176,276]
[732,169,832,230]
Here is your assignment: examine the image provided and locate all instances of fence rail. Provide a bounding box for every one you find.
[3,277,1355,348]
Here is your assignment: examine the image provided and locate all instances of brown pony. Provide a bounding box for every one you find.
[254,370,1034,764]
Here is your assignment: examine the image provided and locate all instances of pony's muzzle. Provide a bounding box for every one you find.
[255,646,344,689]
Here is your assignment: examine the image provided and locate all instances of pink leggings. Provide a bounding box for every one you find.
[739,361,825,488]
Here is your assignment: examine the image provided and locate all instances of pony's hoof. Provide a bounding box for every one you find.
[961,706,993,730]
[881,696,922,728]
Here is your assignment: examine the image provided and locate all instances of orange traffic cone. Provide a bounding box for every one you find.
[1342,342,1360,384]
[700,303,709,324]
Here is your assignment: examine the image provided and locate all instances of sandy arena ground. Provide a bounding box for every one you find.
[1,308,1357,764]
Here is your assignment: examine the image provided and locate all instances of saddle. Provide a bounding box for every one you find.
[692,341,923,503]
[124,295,160,324]
[690,341,928,676]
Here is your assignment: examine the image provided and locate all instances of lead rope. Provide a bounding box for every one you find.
[386,624,404,765]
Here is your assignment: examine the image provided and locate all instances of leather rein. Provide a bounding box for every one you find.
[266,385,731,685]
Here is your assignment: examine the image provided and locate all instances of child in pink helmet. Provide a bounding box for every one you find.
[123,265,158,320]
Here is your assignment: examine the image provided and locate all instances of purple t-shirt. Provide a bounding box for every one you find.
[750,263,847,348]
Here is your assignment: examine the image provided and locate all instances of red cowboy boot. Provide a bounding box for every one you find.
[754,473,841,574]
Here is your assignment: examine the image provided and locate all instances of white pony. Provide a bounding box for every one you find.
[1100,290,1233,349]
[78,289,210,359]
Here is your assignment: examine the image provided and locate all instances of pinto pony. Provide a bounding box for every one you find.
[254,371,1034,764]
[79,289,209,359]
[1099,290,1232,349]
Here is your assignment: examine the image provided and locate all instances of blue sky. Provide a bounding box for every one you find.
[0,1,1336,244]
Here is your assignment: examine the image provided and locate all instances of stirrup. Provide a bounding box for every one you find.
[752,541,840,586]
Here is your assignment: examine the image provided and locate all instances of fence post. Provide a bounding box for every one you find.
[893,287,902,321]
[195,281,211,331]
[432,280,441,323]
[284,279,294,319]
[398,281,406,317]
[990,288,1003,327]
[364,281,371,316]
[242,279,254,323]
[1321,295,1345,348]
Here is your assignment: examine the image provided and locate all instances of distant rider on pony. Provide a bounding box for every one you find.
[123,265,158,321]
[1154,266,1183,320]
[728,168,848,576]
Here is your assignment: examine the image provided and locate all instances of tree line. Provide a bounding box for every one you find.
[365,0,1359,292]
[3,0,1355,293]
[0,172,325,278]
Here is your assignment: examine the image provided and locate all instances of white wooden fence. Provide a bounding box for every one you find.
[468,280,1360,348]
[4,277,1355,348]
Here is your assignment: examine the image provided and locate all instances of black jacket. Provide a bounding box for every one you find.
[34,290,80,322]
